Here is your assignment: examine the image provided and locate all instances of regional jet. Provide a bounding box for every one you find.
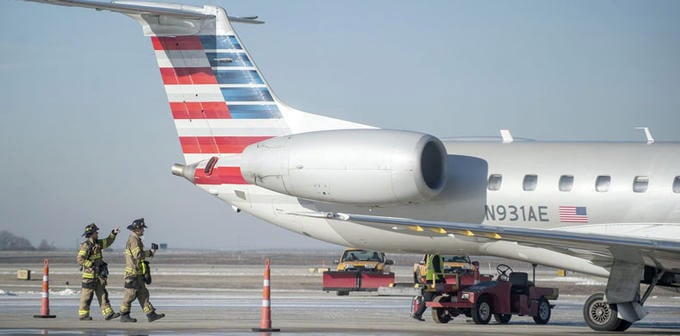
[19,0,680,331]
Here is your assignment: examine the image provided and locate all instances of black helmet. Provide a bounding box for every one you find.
[127,218,147,231]
[82,223,99,237]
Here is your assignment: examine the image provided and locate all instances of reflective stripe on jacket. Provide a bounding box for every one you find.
[76,231,116,279]
[124,232,152,277]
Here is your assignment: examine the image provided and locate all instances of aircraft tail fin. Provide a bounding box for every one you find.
[27,0,370,174]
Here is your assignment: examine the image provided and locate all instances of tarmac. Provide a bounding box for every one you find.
[1,251,679,335]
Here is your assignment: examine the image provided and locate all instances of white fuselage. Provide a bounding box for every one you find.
[204,141,680,276]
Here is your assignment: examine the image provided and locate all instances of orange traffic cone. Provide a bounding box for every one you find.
[34,259,56,318]
[252,258,279,332]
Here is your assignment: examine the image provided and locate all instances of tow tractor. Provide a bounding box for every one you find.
[323,248,395,295]
[417,263,559,325]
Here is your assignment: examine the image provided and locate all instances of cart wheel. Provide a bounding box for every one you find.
[494,313,511,324]
[431,296,452,324]
[533,296,551,324]
[336,290,349,296]
[471,295,492,324]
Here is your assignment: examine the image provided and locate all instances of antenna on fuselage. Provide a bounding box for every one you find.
[635,127,655,145]
[500,129,514,144]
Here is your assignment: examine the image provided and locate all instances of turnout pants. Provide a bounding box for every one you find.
[79,278,114,317]
[120,276,155,315]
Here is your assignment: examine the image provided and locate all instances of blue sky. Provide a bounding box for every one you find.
[1,0,679,250]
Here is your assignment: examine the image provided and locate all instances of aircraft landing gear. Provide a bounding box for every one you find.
[584,267,665,332]
[583,293,632,332]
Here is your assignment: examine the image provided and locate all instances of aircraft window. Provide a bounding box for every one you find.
[596,175,611,192]
[673,176,680,193]
[523,174,538,191]
[633,176,649,193]
[487,174,502,191]
[559,175,574,192]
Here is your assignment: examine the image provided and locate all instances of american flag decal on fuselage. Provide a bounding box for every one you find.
[559,206,589,223]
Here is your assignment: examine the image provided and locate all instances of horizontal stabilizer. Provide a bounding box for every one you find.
[24,0,264,23]
[24,0,212,19]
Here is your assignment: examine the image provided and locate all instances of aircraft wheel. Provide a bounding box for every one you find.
[583,293,631,331]
[533,296,551,324]
[615,320,633,332]
[431,296,452,324]
[494,313,511,324]
[471,295,492,324]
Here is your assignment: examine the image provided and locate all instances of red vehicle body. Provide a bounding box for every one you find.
[422,264,559,325]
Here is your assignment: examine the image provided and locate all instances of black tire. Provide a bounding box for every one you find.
[336,290,349,296]
[583,293,631,332]
[494,313,511,324]
[533,296,551,324]
[471,295,492,324]
[614,320,633,332]
[431,296,452,324]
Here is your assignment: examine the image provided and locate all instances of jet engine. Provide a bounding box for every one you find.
[240,129,448,206]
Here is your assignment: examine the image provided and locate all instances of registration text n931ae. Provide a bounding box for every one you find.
[485,205,549,222]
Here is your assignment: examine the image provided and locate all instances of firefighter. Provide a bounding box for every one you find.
[119,218,165,322]
[77,223,121,321]
[412,253,446,321]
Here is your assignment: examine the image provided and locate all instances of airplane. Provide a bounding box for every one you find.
[17,0,680,332]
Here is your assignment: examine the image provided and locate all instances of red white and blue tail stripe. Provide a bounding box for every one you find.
[26,0,370,186]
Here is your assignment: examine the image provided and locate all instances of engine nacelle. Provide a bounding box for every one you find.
[240,129,448,206]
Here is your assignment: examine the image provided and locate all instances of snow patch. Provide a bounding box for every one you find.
[51,288,79,296]
[0,289,17,296]
[542,276,606,286]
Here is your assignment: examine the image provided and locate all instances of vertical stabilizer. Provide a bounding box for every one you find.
[23,0,371,186]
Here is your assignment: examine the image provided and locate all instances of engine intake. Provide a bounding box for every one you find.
[240,129,447,206]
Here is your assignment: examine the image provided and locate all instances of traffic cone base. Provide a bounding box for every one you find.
[251,327,280,332]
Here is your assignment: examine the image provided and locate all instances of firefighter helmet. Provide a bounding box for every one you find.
[127,218,147,231]
[82,223,99,237]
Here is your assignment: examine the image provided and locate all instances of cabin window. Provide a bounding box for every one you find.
[487,174,502,191]
[559,175,574,192]
[523,174,538,191]
[596,175,611,192]
[632,176,649,193]
[673,176,680,193]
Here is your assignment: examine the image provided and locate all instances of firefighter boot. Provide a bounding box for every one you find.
[79,316,92,321]
[105,312,121,320]
[147,311,165,322]
[120,312,137,323]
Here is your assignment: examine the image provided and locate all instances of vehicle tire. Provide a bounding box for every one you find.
[336,290,349,296]
[431,295,452,324]
[583,293,631,331]
[471,295,492,324]
[494,313,511,324]
[533,296,551,324]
